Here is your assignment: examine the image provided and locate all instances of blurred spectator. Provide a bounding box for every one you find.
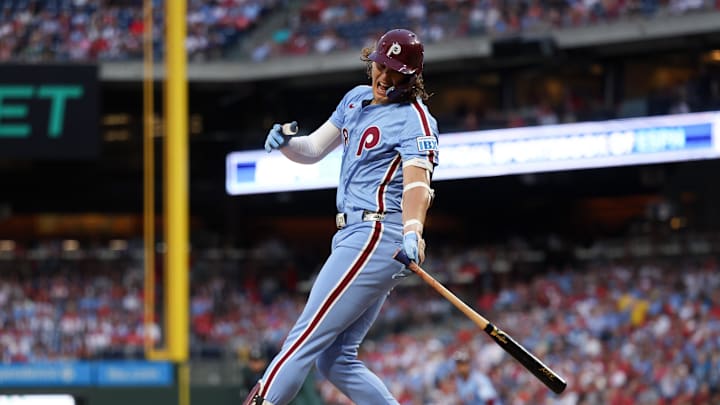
[536,102,559,125]
[314,28,343,54]
[669,86,691,114]
[452,349,501,405]
[240,345,269,395]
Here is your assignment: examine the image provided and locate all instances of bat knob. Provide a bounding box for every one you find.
[282,121,298,136]
[393,249,412,266]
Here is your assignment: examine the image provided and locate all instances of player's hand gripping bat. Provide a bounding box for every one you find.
[394,249,567,394]
[264,121,298,152]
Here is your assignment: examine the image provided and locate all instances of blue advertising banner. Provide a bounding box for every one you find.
[95,361,173,387]
[0,361,173,387]
[0,363,92,387]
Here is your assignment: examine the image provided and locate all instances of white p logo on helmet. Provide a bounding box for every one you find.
[386,42,402,57]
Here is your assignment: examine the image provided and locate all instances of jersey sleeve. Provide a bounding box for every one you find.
[397,99,440,171]
[329,85,368,129]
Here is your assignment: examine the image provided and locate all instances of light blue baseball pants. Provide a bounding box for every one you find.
[258,218,405,405]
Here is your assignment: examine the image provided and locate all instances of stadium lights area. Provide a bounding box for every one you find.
[226,111,720,195]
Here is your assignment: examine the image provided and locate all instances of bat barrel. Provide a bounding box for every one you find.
[484,323,567,394]
[393,249,567,395]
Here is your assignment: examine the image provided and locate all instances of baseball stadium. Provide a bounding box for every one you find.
[0,0,719,404]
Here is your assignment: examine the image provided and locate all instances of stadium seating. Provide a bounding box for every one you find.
[0,0,286,62]
[0,0,717,62]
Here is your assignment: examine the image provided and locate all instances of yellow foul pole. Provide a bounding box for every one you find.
[165,0,189,403]
[142,0,164,360]
[165,0,188,364]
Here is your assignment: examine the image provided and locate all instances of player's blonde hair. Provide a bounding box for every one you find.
[361,47,431,102]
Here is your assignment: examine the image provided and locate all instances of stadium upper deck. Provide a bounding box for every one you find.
[1,0,719,80]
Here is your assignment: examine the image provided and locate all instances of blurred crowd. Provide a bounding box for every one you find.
[437,66,720,134]
[1,231,719,404]
[1,0,718,62]
[251,0,719,61]
[0,0,283,62]
[0,241,148,361]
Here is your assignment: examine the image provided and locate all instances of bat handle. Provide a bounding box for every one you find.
[393,249,412,266]
[282,121,298,136]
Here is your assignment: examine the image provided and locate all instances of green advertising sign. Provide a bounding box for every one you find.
[0,65,99,158]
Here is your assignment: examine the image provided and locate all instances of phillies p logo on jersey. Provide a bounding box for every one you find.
[356,126,381,156]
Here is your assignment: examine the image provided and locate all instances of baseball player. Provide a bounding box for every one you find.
[243,28,439,405]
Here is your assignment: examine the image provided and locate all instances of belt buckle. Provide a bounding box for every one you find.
[362,210,385,222]
[335,213,346,229]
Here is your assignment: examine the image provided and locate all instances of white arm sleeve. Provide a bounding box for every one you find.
[281,120,342,164]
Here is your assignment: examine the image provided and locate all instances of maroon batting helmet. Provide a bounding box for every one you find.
[368,29,424,76]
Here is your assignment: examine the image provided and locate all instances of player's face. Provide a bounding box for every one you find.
[371,62,408,104]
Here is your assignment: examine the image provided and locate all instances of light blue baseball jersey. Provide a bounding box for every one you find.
[330,85,439,214]
[257,86,439,405]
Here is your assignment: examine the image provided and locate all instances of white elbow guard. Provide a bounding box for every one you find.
[403,181,435,207]
[403,158,434,173]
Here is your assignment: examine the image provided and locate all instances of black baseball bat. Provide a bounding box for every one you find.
[394,249,567,394]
